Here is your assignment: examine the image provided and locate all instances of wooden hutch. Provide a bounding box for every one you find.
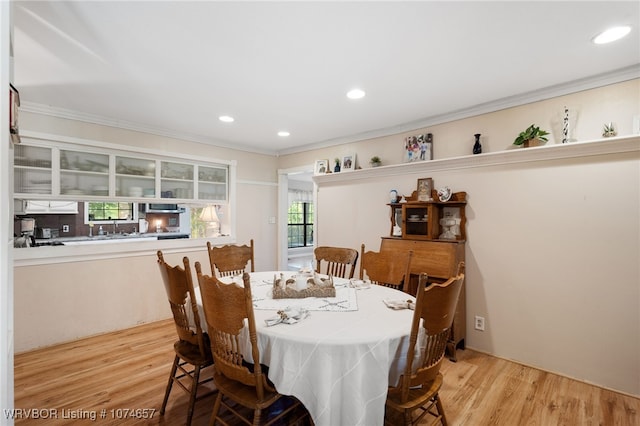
[380,189,467,360]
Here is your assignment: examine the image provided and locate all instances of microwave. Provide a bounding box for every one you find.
[144,203,185,213]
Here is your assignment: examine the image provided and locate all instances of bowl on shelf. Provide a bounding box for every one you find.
[128,186,143,197]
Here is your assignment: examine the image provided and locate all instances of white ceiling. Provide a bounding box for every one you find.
[12,1,640,156]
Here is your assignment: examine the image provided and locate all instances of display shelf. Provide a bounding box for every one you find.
[314,135,639,185]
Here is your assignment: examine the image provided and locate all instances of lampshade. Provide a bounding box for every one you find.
[200,205,220,237]
[200,205,219,222]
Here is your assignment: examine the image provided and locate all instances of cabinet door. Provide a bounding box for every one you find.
[24,200,51,214]
[198,165,227,201]
[47,201,78,214]
[115,156,156,198]
[14,145,52,195]
[60,149,109,196]
[24,200,78,214]
[402,204,431,239]
[161,161,194,199]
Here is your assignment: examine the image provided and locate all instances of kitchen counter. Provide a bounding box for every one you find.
[34,232,190,246]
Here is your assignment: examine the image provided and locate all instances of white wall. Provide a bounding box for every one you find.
[315,147,639,396]
[283,80,640,396]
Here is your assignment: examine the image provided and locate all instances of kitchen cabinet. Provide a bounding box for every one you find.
[60,149,110,197]
[13,139,230,204]
[116,155,156,198]
[160,161,194,199]
[23,200,78,214]
[198,165,227,200]
[14,144,52,195]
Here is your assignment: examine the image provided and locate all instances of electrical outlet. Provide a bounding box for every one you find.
[474,315,485,331]
[62,224,69,233]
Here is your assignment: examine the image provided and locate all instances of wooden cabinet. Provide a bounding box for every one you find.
[388,191,466,241]
[380,238,465,360]
[382,190,468,360]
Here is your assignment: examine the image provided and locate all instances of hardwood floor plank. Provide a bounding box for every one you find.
[14,319,639,426]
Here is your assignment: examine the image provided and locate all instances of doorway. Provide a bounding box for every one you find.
[277,166,315,271]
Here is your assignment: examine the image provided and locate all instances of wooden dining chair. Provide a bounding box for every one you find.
[206,239,255,277]
[194,264,309,426]
[156,251,215,426]
[360,243,413,293]
[384,267,465,426]
[314,245,359,279]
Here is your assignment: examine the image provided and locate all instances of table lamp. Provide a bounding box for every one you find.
[200,205,220,237]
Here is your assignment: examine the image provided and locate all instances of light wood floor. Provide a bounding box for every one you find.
[14,319,639,425]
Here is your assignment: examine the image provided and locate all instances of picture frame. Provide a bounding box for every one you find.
[314,159,329,175]
[417,177,433,201]
[9,83,21,144]
[341,153,356,172]
[404,132,432,162]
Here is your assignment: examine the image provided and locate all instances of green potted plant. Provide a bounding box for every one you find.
[370,156,381,167]
[513,124,550,147]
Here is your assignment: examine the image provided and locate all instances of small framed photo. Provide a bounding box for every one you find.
[404,133,433,162]
[341,153,356,172]
[9,83,21,144]
[314,159,329,175]
[417,177,433,201]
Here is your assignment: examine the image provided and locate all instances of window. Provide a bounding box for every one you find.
[288,201,313,248]
[85,202,138,224]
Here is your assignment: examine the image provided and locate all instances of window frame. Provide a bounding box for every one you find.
[287,200,314,248]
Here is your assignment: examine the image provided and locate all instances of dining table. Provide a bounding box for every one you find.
[196,270,418,426]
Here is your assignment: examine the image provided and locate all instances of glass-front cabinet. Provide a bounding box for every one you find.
[198,165,227,201]
[13,139,231,204]
[59,149,109,197]
[14,144,52,195]
[160,161,194,199]
[116,156,156,198]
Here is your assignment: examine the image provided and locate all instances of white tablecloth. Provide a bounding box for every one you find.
[199,271,416,426]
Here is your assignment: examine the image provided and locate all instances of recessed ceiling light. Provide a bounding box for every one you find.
[218,115,234,123]
[346,89,366,100]
[593,26,631,44]
[278,131,290,137]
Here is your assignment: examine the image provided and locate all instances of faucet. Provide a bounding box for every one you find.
[113,220,118,235]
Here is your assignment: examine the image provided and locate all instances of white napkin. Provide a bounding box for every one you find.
[383,299,415,310]
[349,279,371,290]
[265,307,310,326]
